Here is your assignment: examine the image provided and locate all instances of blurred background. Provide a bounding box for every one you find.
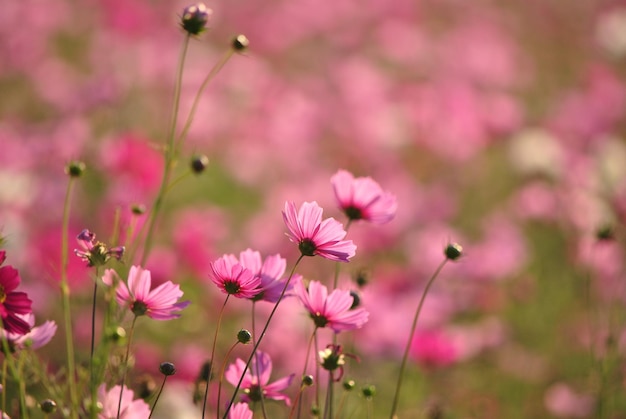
[2,0,626,417]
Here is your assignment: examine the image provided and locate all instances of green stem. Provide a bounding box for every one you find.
[223,255,304,419]
[389,258,448,419]
[116,315,138,419]
[139,34,191,266]
[90,266,101,419]
[216,340,239,419]
[251,302,268,419]
[202,295,230,419]
[148,375,168,419]
[175,48,235,148]
[60,176,79,418]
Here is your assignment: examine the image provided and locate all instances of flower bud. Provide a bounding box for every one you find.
[310,405,321,416]
[302,375,314,386]
[191,154,209,174]
[40,399,57,413]
[354,269,369,288]
[343,379,356,391]
[232,34,249,52]
[444,243,463,261]
[131,204,146,215]
[65,161,86,177]
[596,224,615,241]
[349,290,361,309]
[362,384,376,399]
[159,361,177,376]
[181,3,212,35]
[197,360,212,382]
[237,329,252,344]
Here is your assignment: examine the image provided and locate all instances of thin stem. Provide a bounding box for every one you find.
[288,383,308,419]
[116,315,138,419]
[216,340,240,419]
[314,331,320,410]
[389,258,448,419]
[334,388,349,419]
[148,375,168,419]
[89,265,101,419]
[60,176,79,418]
[251,302,268,419]
[296,329,317,419]
[175,48,236,148]
[323,371,333,419]
[223,255,304,419]
[202,295,230,419]
[139,34,191,266]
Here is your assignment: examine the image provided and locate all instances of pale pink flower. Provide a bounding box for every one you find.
[97,384,150,418]
[102,266,190,320]
[331,170,397,224]
[238,249,299,303]
[282,201,356,262]
[294,279,369,333]
[209,255,261,299]
[410,330,458,367]
[225,351,295,406]
[228,402,253,419]
[544,383,594,418]
[1,314,56,351]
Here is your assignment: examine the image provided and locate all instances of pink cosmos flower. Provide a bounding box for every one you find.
[97,384,151,418]
[225,351,295,406]
[331,170,397,224]
[228,402,253,419]
[294,279,369,333]
[1,314,56,351]
[209,255,261,299]
[282,201,356,262]
[238,249,298,303]
[102,266,190,320]
[0,251,32,335]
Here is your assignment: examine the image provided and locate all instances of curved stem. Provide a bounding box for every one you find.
[216,340,239,419]
[251,302,268,419]
[139,34,191,266]
[223,255,304,419]
[175,48,235,148]
[202,295,230,418]
[389,258,448,419]
[148,375,168,419]
[116,315,138,419]
[60,176,79,418]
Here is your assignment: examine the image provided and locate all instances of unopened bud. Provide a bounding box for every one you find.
[302,375,314,386]
[237,329,252,344]
[159,362,177,376]
[181,3,212,35]
[232,34,249,52]
[40,399,57,413]
[362,384,376,399]
[343,379,356,391]
[65,161,86,178]
[444,243,463,261]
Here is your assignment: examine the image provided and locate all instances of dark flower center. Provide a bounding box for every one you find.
[131,300,148,316]
[224,281,241,295]
[344,206,363,221]
[245,384,264,402]
[0,285,5,304]
[299,239,317,256]
[311,312,328,328]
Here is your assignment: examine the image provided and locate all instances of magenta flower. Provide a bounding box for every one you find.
[282,201,356,262]
[1,314,57,351]
[331,170,397,224]
[97,384,150,418]
[102,266,190,320]
[0,251,32,335]
[228,402,253,419]
[294,279,369,333]
[209,255,261,299]
[238,249,299,303]
[74,229,125,267]
[225,351,295,406]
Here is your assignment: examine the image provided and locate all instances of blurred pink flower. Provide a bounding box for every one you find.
[209,255,261,299]
[294,279,369,333]
[102,266,190,320]
[331,169,397,224]
[1,314,56,351]
[282,201,356,262]
[544,383,594,418]
[410,330,458,367]
[98,384,151,418]
[228,402,253,419]
[225,351,295,406]
[237,249,298,303]
[0,251,32,335]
